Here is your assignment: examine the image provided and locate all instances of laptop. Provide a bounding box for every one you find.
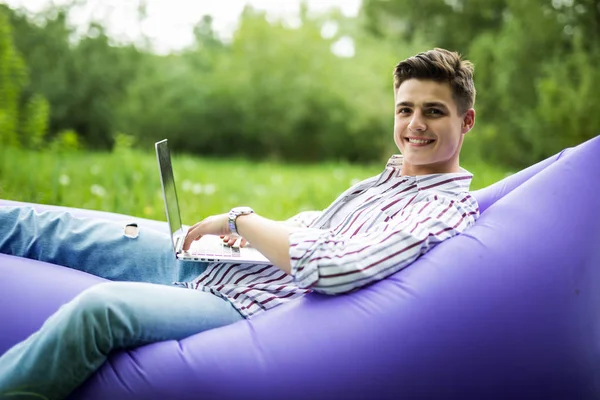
[155,139,270,264]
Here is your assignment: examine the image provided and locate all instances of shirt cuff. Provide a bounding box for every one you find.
[288,228,330,289]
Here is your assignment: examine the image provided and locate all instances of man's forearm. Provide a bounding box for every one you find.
[279,220,304,228]
[235,213,302,274]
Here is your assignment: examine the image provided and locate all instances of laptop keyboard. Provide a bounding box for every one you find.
[187,241,241,258]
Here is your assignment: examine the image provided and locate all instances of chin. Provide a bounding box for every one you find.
[404,155,434,165]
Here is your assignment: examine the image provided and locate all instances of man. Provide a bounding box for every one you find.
[0,48,479,399]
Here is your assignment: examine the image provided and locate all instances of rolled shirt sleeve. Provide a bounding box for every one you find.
[288,195,478,295]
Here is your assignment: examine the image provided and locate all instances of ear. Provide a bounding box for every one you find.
[461,108,476,134]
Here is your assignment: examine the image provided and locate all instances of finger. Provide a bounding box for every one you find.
[187,222,202,236]
[240,238,248,248]
[183,226,202,250]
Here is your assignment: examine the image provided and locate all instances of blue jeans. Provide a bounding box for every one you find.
[0,206,244,400]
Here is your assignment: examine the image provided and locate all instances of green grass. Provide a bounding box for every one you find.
[0,147,511,224]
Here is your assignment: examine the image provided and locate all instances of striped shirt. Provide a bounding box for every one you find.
[177,155,479,318]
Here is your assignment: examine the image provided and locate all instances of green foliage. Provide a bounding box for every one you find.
[363,0,600,168]
[0,6,27,147]
[1,0,597,169]
[2,3,419,163]
[363,0,507,54]
[112,132,136,154]
[21,93,50,149]
[50,129,80,152]
[532,37,600,159]
[118,7,409,163]
[7,6,141,149]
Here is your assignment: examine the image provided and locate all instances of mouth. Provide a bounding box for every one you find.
[405,137,436,146]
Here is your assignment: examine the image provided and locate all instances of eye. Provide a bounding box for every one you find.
[426,108,443,115]
[396,107,411,115]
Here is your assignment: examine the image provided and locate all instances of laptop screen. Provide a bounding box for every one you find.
[155,139,183,246]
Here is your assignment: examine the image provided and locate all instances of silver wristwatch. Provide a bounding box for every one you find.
[228,207,254,236]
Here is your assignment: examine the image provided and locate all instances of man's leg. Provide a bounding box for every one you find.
[0,206,202,284]
[0,281,243,400]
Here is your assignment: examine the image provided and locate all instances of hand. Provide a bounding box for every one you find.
[220,234,250,248]
[182,214,230,251]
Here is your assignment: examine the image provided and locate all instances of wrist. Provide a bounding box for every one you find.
[234,212,256,236]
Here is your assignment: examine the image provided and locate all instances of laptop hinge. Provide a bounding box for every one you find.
[174,235,183,253]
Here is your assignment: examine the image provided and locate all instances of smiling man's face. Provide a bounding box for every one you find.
[393,79,475,176]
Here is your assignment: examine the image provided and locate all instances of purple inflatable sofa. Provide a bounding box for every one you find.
[1,136,599,399]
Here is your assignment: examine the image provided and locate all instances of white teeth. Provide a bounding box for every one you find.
[408,139,433,144]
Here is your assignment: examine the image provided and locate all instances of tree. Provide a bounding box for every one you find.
[0,5,27,147]
[363,0,600,168]
[7,5,142,149]
[117,5,411,163]
[362,0,507,54]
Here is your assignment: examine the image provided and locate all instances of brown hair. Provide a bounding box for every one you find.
[393,48,476,114]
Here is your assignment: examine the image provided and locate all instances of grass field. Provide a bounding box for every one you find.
[0,146,511,224]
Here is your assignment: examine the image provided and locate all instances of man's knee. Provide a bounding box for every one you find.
[67,282,136,351]
[71,283,129,328]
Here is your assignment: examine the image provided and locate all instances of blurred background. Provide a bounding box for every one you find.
[0,0,598,222]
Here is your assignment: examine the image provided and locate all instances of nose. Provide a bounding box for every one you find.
[408,112,427,132]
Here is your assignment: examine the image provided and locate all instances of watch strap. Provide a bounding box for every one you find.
[228,207,254,236]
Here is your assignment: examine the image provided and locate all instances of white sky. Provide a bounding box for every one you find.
[2,0,362,53]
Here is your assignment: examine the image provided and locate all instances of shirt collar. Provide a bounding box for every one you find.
[384,154,474,192]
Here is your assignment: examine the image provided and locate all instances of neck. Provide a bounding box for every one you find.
[400,160,461,176]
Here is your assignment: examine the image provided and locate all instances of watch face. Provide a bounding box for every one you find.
[233,206,254,215]
[229,207,254,236]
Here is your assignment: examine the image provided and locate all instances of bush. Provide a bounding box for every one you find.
[21,93,50,149]
[50,129,80,152]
